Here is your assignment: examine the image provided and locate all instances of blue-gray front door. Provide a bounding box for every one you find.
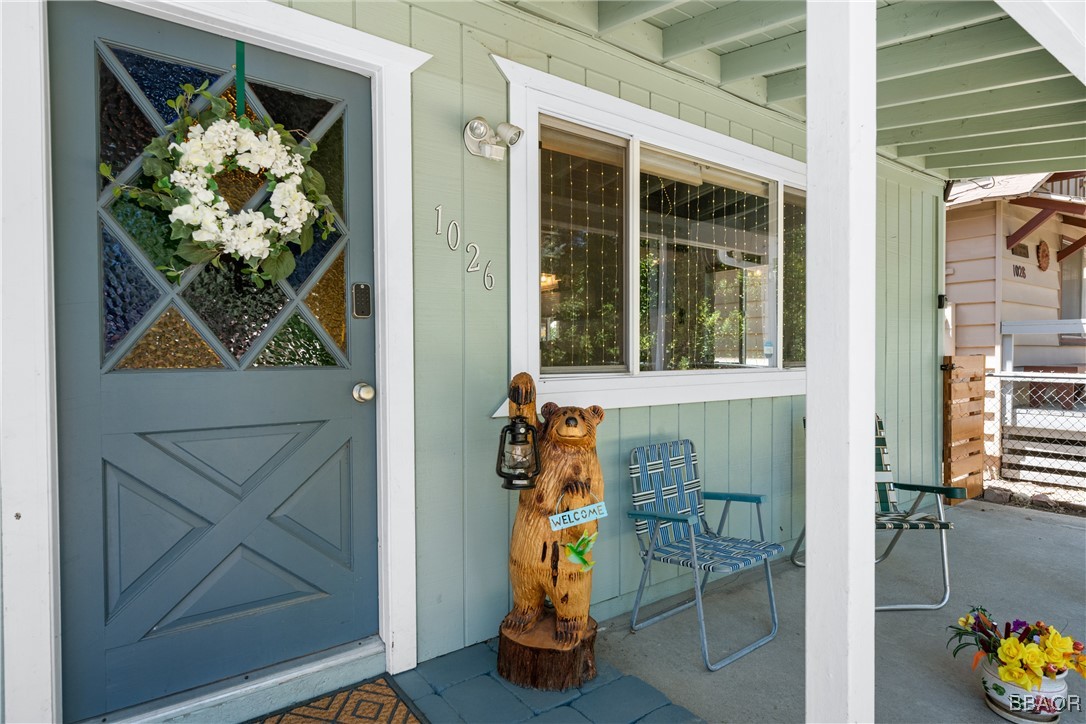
[49,3,377,719]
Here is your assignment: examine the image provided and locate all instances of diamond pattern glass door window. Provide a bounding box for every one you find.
[181,263,288,360]
[288,227,342,291]
[304,251,347,352]
[95,41,348,371]
[116,306,223,369]
[249,81,335,139]
[107,45,222,123]
[253,313,337,367]
[109,196,176,272]
[102,224,162,355]
[98,53,157,188]
[220,83,261,125]
[309,114,345,220]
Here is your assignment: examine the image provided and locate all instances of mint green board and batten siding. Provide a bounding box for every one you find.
[291,0,942,663]
[877,161,944,502]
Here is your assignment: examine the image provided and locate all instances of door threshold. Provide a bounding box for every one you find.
[86,636,385,724]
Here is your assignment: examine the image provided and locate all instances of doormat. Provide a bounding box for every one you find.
[257,675,425,724]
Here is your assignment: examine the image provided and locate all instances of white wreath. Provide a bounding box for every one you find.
[166,118,316,262]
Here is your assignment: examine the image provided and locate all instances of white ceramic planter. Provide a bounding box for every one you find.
[979,657,1070,723]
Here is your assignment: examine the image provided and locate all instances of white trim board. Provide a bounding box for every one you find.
[493,55,807,414]
[0,2,428,721]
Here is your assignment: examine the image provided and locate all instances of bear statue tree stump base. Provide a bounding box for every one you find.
[497,611,597,691]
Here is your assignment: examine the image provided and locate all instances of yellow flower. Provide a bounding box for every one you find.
[998,637,1025,664]
[1023,669,1043,691]
[1046,629,1075,657]
[999,663,1028,687]
[958,614,975,628]
[1070,657,1086,676]
[1045,646,1068,666]
[1022,643,1047,677]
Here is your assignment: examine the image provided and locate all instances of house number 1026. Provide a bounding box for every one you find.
[435,205,494,291]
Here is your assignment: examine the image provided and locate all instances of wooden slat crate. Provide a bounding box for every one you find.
[942,355,986,502]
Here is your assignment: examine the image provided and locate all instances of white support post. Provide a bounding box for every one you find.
[805,2,876,722]
[1,1,63,721]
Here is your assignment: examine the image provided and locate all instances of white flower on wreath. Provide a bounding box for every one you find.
[165,118,317,262]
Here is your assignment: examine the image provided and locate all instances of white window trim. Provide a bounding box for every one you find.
[493,55,807,414]
[1,1,428,720]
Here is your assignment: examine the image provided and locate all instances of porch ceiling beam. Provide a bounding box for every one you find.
[946,158,1086,178]
[718,0,1005,85]
[1010,196,1086,216]
[1060,215,1086,230]
[597,0,683,34]
[923,140,1086,170]
[896,123,1086,157]
[1056,232,1086,262]
[1006,208,1056,248]
[661,1,805,61]
[877,51,1069,108]
[719,33,807,85]
[1048,171,1086,183]
[512,0,598,34]
[769,19,1038,102]
[876,101,1086,145]
[877,77,1084,130]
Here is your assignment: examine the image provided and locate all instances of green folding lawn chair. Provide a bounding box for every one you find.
[627,439,784,671]
[789,415,968,611]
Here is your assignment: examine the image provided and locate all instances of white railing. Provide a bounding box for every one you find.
[1000,319,1086,372]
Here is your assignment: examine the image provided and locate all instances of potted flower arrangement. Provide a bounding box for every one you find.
[948,606,1085,723]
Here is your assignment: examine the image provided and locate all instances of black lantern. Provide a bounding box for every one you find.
[496,416,540,489]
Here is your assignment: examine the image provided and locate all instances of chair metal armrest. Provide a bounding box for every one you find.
[704,491,766,504]
[627,510,699,525]
[894,482,968,500]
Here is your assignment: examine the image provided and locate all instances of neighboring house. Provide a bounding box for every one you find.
[2,1,1084,722]
[946,171,1086,370]
[945,171,1086,491]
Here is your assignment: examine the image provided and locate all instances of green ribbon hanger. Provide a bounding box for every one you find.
[235,40,246,118]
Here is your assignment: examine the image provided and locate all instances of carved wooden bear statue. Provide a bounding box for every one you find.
[501,396,605,647]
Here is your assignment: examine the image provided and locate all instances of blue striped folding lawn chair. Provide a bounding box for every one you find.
[789,415,969,611]
[627,439,784,671]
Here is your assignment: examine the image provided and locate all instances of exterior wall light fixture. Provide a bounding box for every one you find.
[464,116,523,161]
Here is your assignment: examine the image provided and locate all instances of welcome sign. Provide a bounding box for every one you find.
[549,501,608,531]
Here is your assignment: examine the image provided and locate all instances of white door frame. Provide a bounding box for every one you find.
[0,2,428,720]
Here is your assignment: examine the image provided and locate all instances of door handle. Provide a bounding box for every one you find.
[352,382,376,403]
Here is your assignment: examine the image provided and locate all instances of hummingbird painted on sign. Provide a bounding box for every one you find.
[565,531,598,572]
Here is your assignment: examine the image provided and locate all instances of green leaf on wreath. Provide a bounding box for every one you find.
[298,225,314,254]
[209,95,230,118]
[301,167,326,196]
[261,250,296,283]
[143,157,174,179]
[176,240,217,264]
[170,219,194,242]
[146,136,171,159]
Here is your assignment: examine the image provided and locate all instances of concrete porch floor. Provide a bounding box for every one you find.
[594,500,1086,723]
